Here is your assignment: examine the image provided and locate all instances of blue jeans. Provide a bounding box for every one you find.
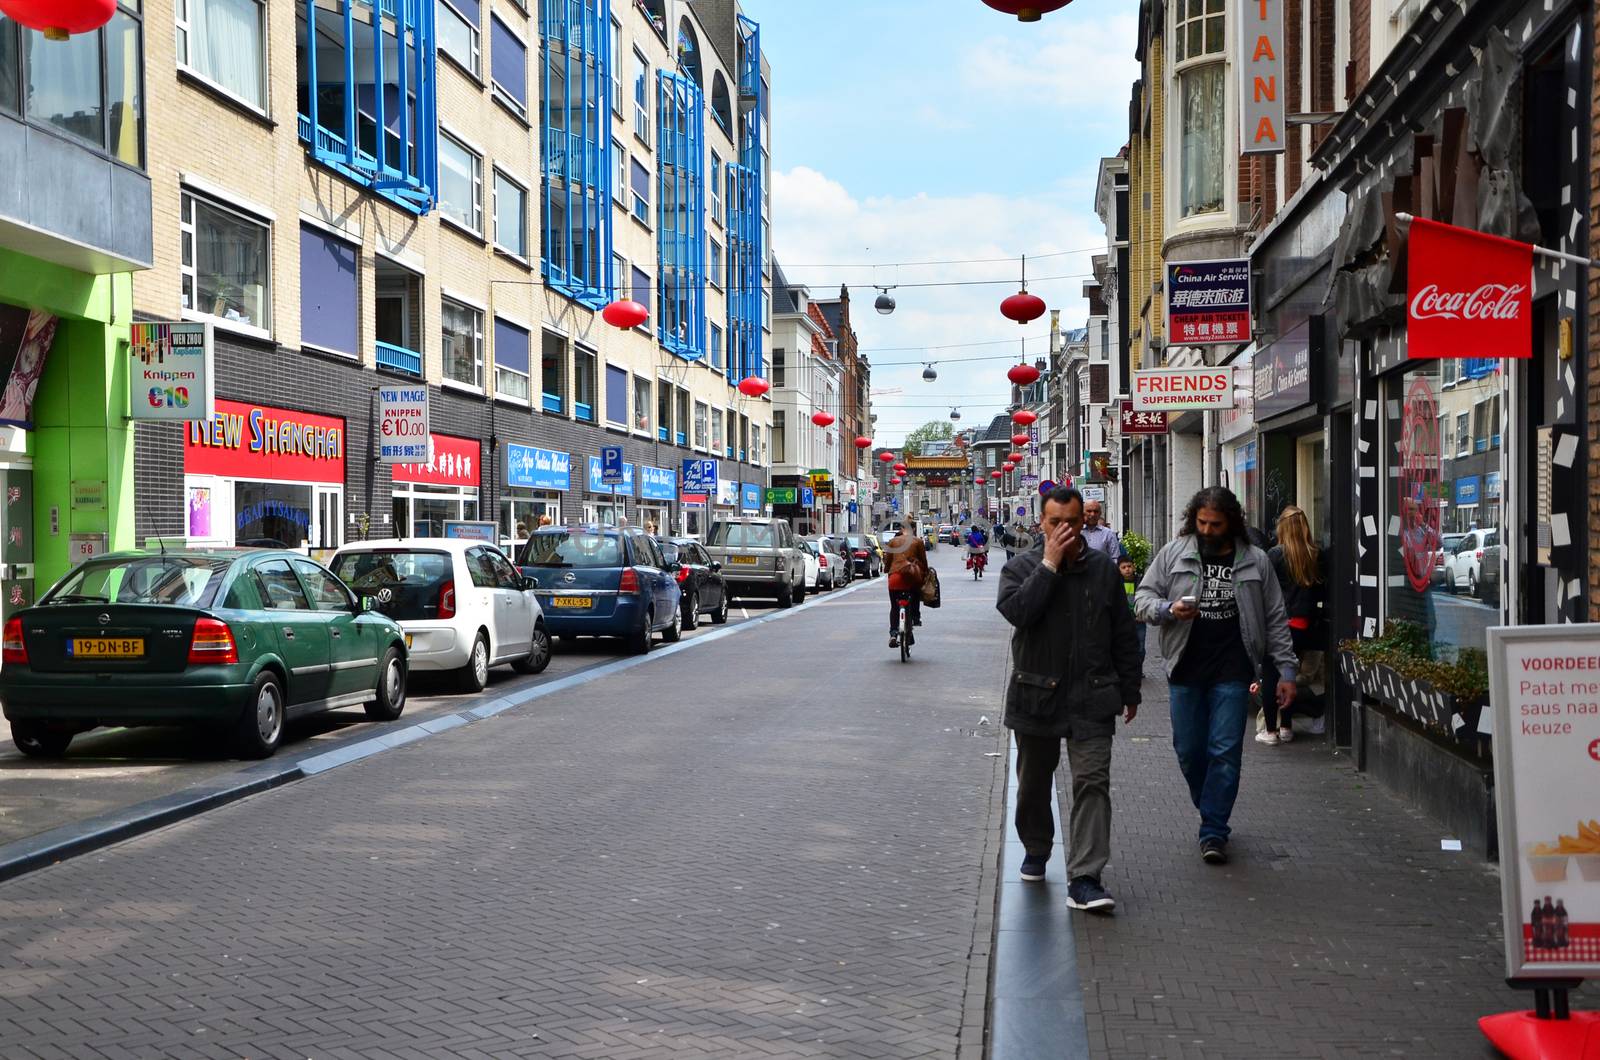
[1168,681,1251,843]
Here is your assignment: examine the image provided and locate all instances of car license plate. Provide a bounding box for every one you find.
[68,637,145,659]
[730,555,759,565]
[552,595,592,608]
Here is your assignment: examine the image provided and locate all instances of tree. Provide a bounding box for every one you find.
[902,420,954,457]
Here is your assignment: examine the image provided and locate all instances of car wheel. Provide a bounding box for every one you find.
[710,591,729,624]
[11,720,74,759]
[513,622,552,674]
[777,581,795,608]
[233,671,285,759]
[365,647,408,721]
[682,591,700,631]
[457,633,490,693]
[629,611,654,655]
[794,579,807,604]
[662,606,682,643]
[1469,571,1478,598]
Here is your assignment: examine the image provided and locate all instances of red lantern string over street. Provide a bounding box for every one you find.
[1011,432,1031,447]
[1001,291,1047,325]
[0,0,115,38]
[736,376,770,399]
[980,0,1073,22]
[600,299,648,329]
[1006,363,1042,386]
[1011,410,1038,427]
[893,463,907,473]
[878,451,896,463]
[892,476,903,485]
[1007,452,1024,463]
[1002,462,1016,473]
[854,435,873,449]
[991,470,1003,479]
[811,411,836,427]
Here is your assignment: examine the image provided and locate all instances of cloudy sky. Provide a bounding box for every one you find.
[742,0,1139,446]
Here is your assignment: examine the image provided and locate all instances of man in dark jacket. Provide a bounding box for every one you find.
[997,486,1143,914]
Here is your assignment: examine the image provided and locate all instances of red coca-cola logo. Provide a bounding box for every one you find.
[1397,377,1441,594]
[1409,283,1527,322]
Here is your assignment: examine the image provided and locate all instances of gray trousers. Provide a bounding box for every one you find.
[1014,731,1113,882]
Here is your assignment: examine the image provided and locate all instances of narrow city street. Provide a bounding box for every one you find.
[0,558,1012,1059]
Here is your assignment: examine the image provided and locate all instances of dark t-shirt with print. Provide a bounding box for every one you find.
[1172,548,1255,685]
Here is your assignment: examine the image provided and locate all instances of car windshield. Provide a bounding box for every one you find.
[710,523,777,548]
[45,555,231,608]
[521,532,623,568]
[657,540,681,565]
[329,550,453,621]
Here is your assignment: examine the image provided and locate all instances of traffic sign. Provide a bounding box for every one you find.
[601,446,625,486]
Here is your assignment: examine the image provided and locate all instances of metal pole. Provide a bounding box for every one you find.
[1394,213,1600,269]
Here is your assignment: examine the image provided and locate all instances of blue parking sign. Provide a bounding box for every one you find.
[601,445,624,486]
[681,458,717,493]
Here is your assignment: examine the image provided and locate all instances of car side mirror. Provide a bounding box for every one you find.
[359,595,378,612]
[519,566,540,590]
[710,561,722,572]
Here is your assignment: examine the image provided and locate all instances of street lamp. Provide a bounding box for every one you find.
[922,362,938,382]
[874,286,896,315]
[949,407,961,421]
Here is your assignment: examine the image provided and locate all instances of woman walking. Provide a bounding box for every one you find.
[1260,506,1325,745]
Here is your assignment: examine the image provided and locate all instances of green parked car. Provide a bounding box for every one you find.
[0,549,409,759]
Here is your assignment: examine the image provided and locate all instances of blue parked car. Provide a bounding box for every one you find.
[517,526,682,654]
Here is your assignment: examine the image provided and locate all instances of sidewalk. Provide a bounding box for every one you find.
[1061,654,1516,1058]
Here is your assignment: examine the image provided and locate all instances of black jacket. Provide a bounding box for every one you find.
[1268,545,1326,651]
[996,543,1143,739]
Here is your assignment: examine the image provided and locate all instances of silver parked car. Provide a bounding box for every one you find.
[801,535,850,591]
[705,518,808,607]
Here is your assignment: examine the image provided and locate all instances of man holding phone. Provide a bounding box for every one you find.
[1135,486,1297,865]
[997,486,1142,913]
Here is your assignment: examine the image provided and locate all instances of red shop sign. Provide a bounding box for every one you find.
[1119,399,1169,434]
[186,399,346,485]
[392,433,480,488]
[1406,217,1532,360]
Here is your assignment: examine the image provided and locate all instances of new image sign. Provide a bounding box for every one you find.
[1131,368,1236,411]
[129,321,213,422]
[1166,259,1251,345]
[377,385,429,464]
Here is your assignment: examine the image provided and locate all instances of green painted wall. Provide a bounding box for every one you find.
[0,247,135,587]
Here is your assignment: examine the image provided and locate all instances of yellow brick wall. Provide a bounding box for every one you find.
[1126,34,1167,375]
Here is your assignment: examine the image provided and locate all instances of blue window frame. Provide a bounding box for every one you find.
[656,69,705,361]
[540,0,613,308]
[725,14,763,386]
[296,0,437,214]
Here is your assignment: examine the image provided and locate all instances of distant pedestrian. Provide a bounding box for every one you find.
[1261,506,1326,745]
[1135,486,1296,865]
[997,486,1142,914]
[1082,500,1126,561]
[1118,556,1145,668]
[538,513,553,527]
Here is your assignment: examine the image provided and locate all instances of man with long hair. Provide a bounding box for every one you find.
[1135,486,1297,864]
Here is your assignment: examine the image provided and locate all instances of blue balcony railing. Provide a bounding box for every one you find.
[376,340,422,376]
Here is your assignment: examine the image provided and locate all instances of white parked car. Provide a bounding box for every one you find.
[802,535,849,590]
[1444,528,1498,597]
[329,539,551,692]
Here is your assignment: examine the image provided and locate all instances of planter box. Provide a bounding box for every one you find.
[1336,650,1488,746]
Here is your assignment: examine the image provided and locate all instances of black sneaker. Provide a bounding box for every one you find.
[1065,876,1116,913]
[1019,853,1047,881]
[889,631,900,648]
[1200,838,1228,864]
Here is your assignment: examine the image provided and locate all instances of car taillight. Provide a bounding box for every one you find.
[187,618,239,665]
[818,555,828,568]
[854,550,868,558]
[438,581,457,619]
[1476,549,1484,560]
[2,616,27,665]
[619,567,641,594]
[675,567,690,583]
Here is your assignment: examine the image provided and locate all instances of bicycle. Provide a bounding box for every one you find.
[968,549,987,580]
[892,589,915,662]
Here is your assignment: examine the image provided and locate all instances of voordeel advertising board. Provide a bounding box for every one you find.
[1487,624,1600,978]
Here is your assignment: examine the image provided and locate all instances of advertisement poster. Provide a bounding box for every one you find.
[506,444,571,491]
[1407,217,1532,361]
[377,385,430,464]
[1165,259,1251,345]
[1488,625,1600,978]
[129,321,214,421]
[188,486,212,537]
[0,303,61,429]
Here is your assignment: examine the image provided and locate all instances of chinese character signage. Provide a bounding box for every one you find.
[377,385,430,464]
[765,487,798,506]
[506,444,571,491]
[1166,259,1251,345]
[1407,217,1532,361]
[129,321,214,422]
[393,433,479,488]
[1238,0,1284,154]
[1119,400,1169,434]
[1131,369,1236,411]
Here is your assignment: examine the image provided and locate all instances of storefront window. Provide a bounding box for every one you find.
[1385,361,1501,664]
[501,492,559,542]
[235,481,313,548]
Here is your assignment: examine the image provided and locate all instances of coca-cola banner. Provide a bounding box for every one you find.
[1407,217,1532,360]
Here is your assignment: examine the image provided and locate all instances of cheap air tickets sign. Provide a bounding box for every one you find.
[1407,217,1532,360]
[1131,367,1237,411]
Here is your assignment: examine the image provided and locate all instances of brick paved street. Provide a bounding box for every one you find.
[1066,647,1513,1059]
[0,562,1009,1059]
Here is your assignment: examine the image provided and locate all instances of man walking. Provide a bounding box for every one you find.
[997,486,1142,913]
[1081,499,1125,561]
[1135,486,1297,864]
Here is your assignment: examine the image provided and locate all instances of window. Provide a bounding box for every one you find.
[605,363,628,425]
[299,226,359,356]
[181,191,271,334]
[493,169,528,258]
[0,14,17,115]
[442,298,483,388]
[611,253,627,297]
[15,10,141,165]
[494,317,531,401]
[634,376,652,433]
[438,133,483,233]
[657,381,671,442]
[709,240,723,286]
[710,150,722,224]
[490,15,527,116]
[437,0,480,76]
[630,157,651,223]
[772,410,785,462]
[675,387,689,447]
[711,408,723,453]
[610,20,623,112]
[726,408,737,456]
[772,347,785,388]
[1455,412,1471,456]
[751,424,761,465]
[694,401,708,449]
[630,266,650,323]
[293,559,353,611]
[106,8,143,166]
[541,331,566,413]
[710,322,723,371]
[176,0,266,111]
[613,140,627,201]
[631,48,649,143]
[573,347,596,421]
[1174,0,1225,219]
[255,559,310,611]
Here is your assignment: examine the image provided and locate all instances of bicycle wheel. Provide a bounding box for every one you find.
[900,600,911,663]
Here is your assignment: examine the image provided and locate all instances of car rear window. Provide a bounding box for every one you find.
[45,556,232,608]
[657,541,681,565]
[521,532,623,568]
[330,550,453,621]
[710,523,777,548]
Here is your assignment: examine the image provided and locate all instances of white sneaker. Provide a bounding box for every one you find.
[1277,727,1294,743]
[1254,729,1280,745]
[1307,716,1327,735]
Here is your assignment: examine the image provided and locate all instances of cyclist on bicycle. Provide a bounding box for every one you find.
[965,524,989,577]
[885,521,928,649]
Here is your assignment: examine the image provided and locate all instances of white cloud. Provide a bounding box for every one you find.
[772,165,1111,447]
[960,10,1141,115]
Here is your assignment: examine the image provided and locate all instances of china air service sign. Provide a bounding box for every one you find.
[1166,259,1251,345]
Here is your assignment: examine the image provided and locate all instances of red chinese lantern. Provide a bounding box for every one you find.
[737,376,770,398]
[811,411,836,427]
[1012,409,1038,427]
[893,463,907,473]
[981,0,1073,21]
[1011,432,1031,447]
[892,476,903,485]
[0,0,115,38]
[1002,462,1016,472]
[601,299,648,329]
[990,470,1003,479]
[878,451,895,463]
[1007,363,1042,386]
[1007,452,1024,463]
[1000,291,1047,325]
[854,436,873,449]
[955,435,969,448]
